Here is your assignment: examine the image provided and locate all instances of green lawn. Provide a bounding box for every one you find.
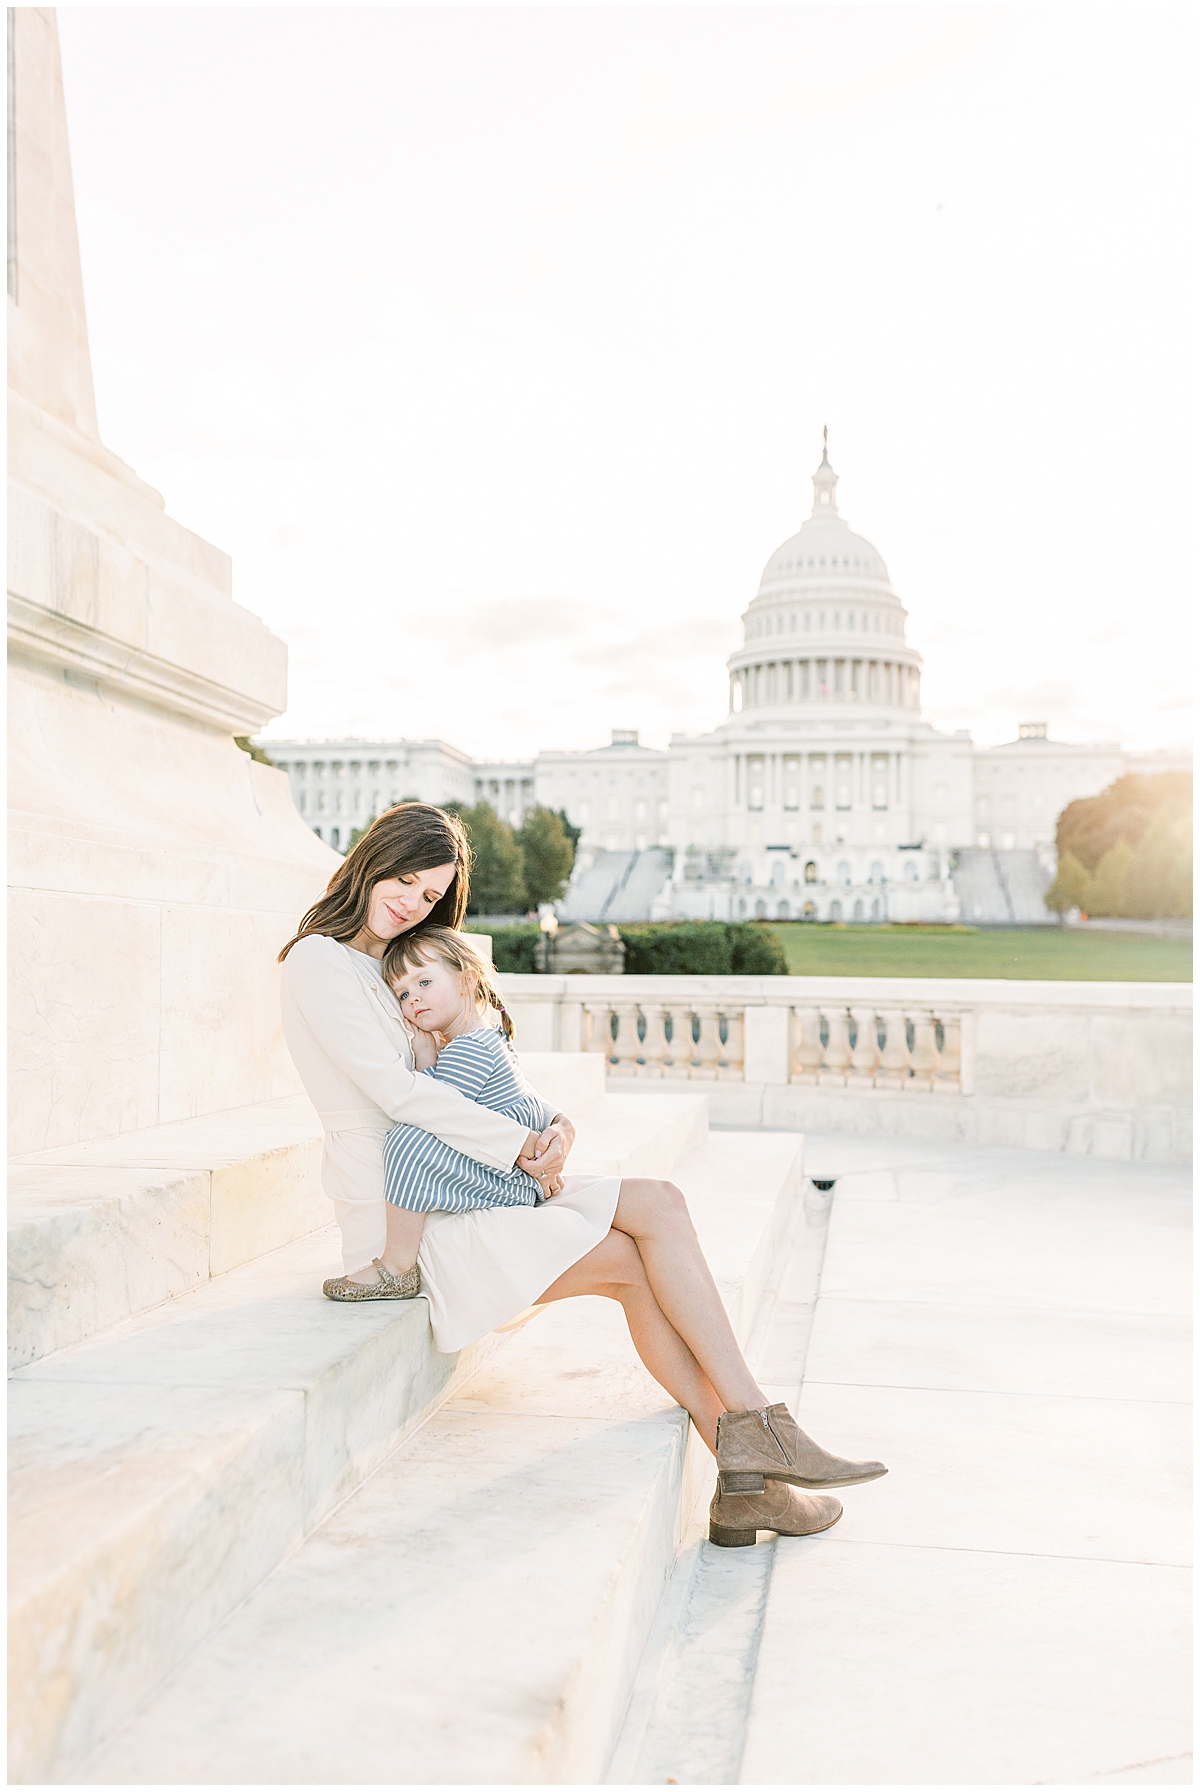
[768,924,1192,982]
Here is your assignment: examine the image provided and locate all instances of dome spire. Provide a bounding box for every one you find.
[811,429,839,517]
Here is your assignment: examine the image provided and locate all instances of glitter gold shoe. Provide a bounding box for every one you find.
[322,1259,421,1302]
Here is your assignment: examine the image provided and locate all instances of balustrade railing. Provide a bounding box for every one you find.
[583,998,963,1090]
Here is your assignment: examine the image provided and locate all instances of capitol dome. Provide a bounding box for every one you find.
[727,435,921,718]
[757,437,890,592]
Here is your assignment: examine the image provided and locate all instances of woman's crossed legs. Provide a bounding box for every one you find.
[535,1177,767,1454]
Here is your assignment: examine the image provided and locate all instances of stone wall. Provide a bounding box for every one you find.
[497,973,1193,1162]
[6,9,336,1154]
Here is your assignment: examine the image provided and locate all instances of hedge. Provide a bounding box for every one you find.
[466,919,789,976]
[464,922,541,974]
[617,922,788,977]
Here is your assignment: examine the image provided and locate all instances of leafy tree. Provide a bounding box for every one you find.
[1043,851,1093,916]
[447,802,526,914]
[1121,809,1193,919]
[516,806,576,907]
[1052,772,1192,919]
[1087,840,1137,917]
[553,808,583,854]
[346,818,378,853]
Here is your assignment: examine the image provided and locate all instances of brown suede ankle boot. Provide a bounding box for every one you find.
[716,1403,887,1494]
[709,1481,843,1548]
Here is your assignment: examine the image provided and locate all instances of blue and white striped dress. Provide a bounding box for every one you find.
[383,1027,555,1214]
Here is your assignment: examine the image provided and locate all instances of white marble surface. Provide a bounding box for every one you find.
[7,13,336,1158]
[736,1134,1193,1785]
[742,1541,1192,1785]
[66,1125,802,1785]
[8,1095,328,1363]
[500,974,1193,1162]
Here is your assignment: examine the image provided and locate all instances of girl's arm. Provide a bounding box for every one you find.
[283,939,532,1171]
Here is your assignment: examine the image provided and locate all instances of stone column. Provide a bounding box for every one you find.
[789,1007,824,1082]
[848,1006,880,1084]
[877,1008,912,1082]
[909,1014,940,1090]
[820,1009,853,1085]
[636,1003,668,1078]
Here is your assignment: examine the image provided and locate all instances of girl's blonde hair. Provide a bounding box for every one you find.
[382,925,515,1044]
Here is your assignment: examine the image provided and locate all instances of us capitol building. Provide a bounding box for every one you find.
[265,442,1180,923]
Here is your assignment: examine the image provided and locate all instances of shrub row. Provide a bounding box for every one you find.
[464,922,542,974]
[467,920,789,977]
[617,922,788,976]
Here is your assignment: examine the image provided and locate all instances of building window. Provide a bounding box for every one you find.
[298,793,306,813]
[853,899,864,920]
[635,800,647,823]
[810,785,824,811]
[837,860,852,885]
[812,822,823,846]
[836,784,851,810]
[313,827,322,841]
[755,898,767,917]
[804,861,818,884]
[977,831,991,848]
[829,899,842,920]
[904,860,919,882]
[331,828,341,849]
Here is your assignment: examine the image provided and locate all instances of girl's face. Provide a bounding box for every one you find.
[364,865,456,941]
[390,954,473,1035]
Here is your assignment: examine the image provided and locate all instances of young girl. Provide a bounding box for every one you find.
[380,928,556,1241]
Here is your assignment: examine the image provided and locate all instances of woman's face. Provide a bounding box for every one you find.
[365,865,457,941]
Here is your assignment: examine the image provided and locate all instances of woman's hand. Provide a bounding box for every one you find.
[518,1114,575,1198]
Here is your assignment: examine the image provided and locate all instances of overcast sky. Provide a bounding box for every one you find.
[58,5,1192,761]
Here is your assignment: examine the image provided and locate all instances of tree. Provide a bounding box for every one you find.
[346,818,377,853]
[447,802,526,914]
[553,808,582,855]
[1043,851,1093,916]
[1053,772,1192,919]
[1087,840,1136,917]
[1121,809,1193,919]
[516,806,576,907]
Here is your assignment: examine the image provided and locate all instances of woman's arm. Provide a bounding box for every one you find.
[284,940,530,1171]
[518,1113,575,1192]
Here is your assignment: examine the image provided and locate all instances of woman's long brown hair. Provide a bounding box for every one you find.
[278,803,471,961]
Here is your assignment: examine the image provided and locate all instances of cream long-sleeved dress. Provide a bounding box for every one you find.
[280,933,620,1350]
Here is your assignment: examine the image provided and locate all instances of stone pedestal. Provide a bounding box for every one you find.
[6,9,336,1154]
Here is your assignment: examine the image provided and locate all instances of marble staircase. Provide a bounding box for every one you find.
[8,1057,804,1784]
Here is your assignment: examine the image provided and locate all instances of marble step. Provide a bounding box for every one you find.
[72,1131,807,1787]
[6,1054,633,1369]
[7,1087,709,1785]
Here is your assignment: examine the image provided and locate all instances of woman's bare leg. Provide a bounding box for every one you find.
[609,1179,767,1413]
[537,1230,726,1450]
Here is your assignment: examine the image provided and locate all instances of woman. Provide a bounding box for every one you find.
[279,804,885,1547]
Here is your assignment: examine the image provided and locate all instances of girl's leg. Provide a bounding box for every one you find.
[609,1179,767,1413]
[536,1230,726,1451]
[344,1204,426,1285]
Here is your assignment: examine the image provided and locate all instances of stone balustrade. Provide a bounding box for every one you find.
[498,974,1192,1162]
